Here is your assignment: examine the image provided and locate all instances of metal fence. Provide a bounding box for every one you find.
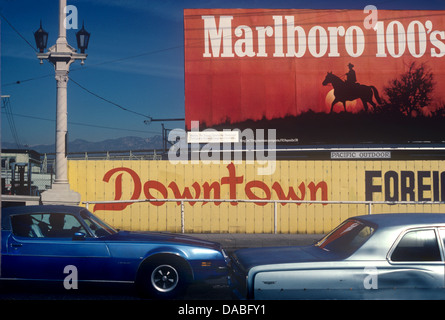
[83,198,445,234]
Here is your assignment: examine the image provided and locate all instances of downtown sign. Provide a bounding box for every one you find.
[69,159,445,234]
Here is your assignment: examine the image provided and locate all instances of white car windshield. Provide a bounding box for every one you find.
[315,219,375,256]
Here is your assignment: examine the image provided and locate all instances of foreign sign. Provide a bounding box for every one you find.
[184,9,445,144]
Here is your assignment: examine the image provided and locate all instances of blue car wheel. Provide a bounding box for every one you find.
[137,257,189,299]
[151,264,179,293]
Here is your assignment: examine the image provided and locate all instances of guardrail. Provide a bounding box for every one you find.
[83,198,445,234]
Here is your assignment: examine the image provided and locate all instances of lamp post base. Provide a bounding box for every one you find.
[40,182,81,206]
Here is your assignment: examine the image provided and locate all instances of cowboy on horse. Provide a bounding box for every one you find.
[322,63,382,113]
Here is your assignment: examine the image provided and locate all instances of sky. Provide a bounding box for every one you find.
[1,0,444,147]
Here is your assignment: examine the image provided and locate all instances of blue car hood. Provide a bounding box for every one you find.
[105,231,221,251]
[232,245,337,271]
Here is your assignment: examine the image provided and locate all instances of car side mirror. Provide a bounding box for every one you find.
[73,232,86,241]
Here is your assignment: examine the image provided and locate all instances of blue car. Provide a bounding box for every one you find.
[0,205,228,298]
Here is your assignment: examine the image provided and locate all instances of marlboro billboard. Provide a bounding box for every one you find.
[184,9,445,144]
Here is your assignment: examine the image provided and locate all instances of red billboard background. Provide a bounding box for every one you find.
[184,9,445,144]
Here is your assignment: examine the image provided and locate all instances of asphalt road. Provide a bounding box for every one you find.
[0,277,231,300]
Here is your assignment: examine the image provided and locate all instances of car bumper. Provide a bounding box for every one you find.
[190,258,229,282]
[227,259,250,299]
[227,274,247,300]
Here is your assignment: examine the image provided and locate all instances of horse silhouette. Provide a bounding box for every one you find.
[322,72,382,113]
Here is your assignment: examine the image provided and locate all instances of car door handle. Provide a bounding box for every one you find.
[11,243,23,248]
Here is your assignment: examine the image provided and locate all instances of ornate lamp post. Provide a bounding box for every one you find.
[35,0,90,205]
[34,21,48,53]
[76,22,90,55]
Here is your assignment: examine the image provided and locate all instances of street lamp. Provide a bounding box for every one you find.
[76,22,90,54]
[34,21,48,53]
[37,0,90,206]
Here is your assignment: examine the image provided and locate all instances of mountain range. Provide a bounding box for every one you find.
[2,135,164,154]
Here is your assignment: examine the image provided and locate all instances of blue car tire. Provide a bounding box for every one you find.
[137,256,189,299]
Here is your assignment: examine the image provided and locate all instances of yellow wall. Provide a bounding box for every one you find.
[69,160,445,234]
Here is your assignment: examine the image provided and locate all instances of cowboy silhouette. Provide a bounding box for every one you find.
[345,63,357,85]
[322,63,382,113]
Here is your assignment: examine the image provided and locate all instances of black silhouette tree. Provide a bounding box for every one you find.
[384,62,434,117]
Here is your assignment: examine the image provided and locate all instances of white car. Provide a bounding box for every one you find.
[229,213,445,300]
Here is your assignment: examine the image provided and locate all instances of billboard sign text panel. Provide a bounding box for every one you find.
[184,9,445,144]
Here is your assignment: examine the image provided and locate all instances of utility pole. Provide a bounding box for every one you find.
[144,117,184,154]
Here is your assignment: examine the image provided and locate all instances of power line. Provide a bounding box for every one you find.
[3,74,54,87]
[70,45,184,73]
[2,45,185,87]
[0,12,37,52]
[0,111,161,135]
[1,96,23,148]
[69,77,152,119]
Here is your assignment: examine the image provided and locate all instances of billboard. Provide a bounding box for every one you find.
[184,9,445,144]
[69,160,445,234]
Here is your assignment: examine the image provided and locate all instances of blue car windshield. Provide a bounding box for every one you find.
[315,219,375,257]
[80,210,117,237]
